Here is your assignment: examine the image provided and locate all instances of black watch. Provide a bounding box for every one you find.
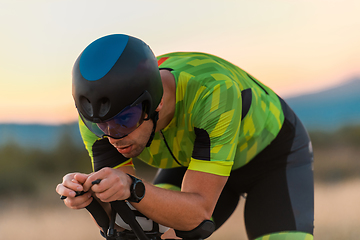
[126,174,145,203]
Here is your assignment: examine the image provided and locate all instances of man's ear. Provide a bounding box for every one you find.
[155,98,164,112]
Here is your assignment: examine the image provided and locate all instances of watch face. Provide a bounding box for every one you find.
[134,181,145,198]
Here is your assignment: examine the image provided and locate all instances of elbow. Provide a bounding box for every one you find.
[181,195,215,231]
[181,208,212,231]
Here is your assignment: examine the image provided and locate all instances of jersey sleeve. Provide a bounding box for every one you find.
[78,117,133,172]
[188,78,242,176]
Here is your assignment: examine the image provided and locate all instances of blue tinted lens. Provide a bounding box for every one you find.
[113,104,143,128]
[96,104,145,138]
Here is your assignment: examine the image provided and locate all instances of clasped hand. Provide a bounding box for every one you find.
[56,167,132,209]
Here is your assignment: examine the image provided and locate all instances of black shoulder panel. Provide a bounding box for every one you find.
[192,128,211,161]
[241,88,252,120]
[92,138,130,171]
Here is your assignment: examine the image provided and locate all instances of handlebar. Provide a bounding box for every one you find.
[111,200,150,240]
[85,199,215,240]
[64,179,215,239]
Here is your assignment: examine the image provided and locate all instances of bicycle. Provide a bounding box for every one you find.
[84,198,215,240]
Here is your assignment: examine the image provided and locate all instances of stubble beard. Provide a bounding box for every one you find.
[113,132,151,158]
[122,141,147,158]
[112,120,154,158]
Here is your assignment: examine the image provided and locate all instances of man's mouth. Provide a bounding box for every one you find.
[116,145,132,154]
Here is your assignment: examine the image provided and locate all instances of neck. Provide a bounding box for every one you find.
[156,69,176,131]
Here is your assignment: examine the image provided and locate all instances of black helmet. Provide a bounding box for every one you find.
[72,34,163,139]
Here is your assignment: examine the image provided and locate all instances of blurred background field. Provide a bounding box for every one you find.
[1,180,360,240]
[1,125,360,240]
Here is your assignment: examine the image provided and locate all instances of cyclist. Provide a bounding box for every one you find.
[56,34,314,240]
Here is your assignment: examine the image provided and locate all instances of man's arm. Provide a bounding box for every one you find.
[139,169,228,231]
[84,168,228,231]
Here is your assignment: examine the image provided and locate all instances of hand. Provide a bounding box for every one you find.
[83,167,132,203]
[161,229,181,239]
[56,172,93,209]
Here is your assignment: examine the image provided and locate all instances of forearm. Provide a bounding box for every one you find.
[133,182,212,231]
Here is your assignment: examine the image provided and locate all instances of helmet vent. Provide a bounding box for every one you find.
[99,98,111,117]
[80,96,93,117]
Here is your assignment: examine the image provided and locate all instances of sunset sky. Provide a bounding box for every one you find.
[1,0,359,125]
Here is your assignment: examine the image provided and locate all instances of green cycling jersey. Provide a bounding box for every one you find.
[79,52,285,176]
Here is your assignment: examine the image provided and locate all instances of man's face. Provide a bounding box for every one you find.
[107,118,153,158]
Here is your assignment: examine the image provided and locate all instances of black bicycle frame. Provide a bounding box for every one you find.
[85,198,215,240]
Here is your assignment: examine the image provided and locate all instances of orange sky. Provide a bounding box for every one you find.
[0,0,359,125]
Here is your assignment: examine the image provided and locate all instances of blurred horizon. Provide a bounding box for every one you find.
[0,75,359,127]
[1,0,359,125]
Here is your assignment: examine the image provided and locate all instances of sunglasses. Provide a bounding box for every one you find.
[79,92,150,139]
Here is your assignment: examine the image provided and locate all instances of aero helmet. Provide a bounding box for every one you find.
[72,34,163,139]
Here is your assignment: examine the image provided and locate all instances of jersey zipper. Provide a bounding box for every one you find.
[159,130,183,167]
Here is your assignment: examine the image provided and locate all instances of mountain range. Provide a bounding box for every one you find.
[0,77,359,149]
[285,77,360,130]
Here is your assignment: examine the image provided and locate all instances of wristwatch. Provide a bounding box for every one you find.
[126,174,145,203]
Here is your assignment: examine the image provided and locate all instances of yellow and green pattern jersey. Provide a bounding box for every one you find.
[79,52,285,176]
[137,52,284,176]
